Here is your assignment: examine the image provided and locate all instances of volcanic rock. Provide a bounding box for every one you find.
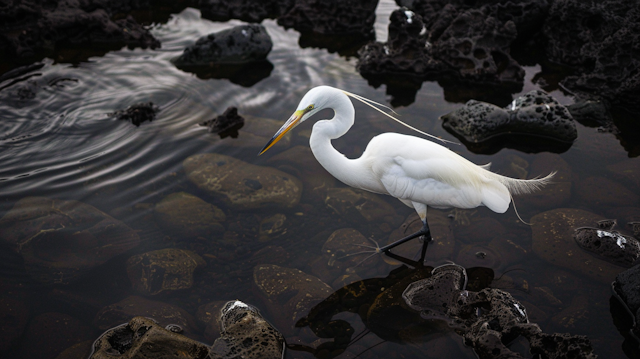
[574,226,640,267]
[108,102,158,127]
[199,0,294,23]
[199,107,245,138]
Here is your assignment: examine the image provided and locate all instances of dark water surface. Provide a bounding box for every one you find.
[0,2,636,358]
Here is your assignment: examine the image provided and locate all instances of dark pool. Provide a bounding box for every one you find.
[0,2,637,358]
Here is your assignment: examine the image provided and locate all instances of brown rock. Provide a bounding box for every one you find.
[252,264,332,336]
[527,153,572,208]
[90,316,210,359]
[54,340,93,359]
[531,208,626,283]
[19,312,93,359]
[0,197,140,284]
[258,213,288,242]
[267,145,337,201]
[575,177,638,207]
[126,249,206,295]
[249,245,291,267]
[154,192,225,238]
[183,153,302,210]
[93,295,198,334]
[325,187,403,228]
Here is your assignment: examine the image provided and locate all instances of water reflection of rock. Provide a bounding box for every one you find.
[0,197,141,285]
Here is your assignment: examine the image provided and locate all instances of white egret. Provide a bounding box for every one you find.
[259,86,554,262]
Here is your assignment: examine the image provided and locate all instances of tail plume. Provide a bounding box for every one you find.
[494,171,556,195]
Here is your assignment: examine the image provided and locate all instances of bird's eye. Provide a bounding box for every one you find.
[307,105,314,110]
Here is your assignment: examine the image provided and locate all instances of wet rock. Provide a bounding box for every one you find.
[199,107,245,139]
[613,264,640,341]
[574,225,640,267]
[567,100,614,129]
[277,0,377,55]
[441,90,577,151]
[249,245,291,267]
[385,210,454,264]
[607,159,640,191]
[575,177,639,207]
[0,0,159,64]
[108,102,158,127]
[401,264,597,359]
[252,264,332,336]
[543,0,640,112]
[325,187,401,229]
[126,248,206,296]
[267,145,337,201]
[196,301,228,343]
[531,208,626,283]
[258,214,288,242]
[183,153,302,210]
[0,197,140,284]
[90,316,210,359]
[199,0,294,23]
[527,153,572,208]
[174,24,272,66]
[93,295,198,334]
[154,192,226,239]
[19,312,93,359]
[210,300,285,359]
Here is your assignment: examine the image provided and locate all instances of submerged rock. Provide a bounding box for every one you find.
[174,24,272,66]
[527,153,572,208]
[183,153,302,210]
[324,187,400,226]
[154,192,226,239]
[0,197,140,284]
[20,312,93,359]
[126,249,206,296]
[252,264,332,335]
[210,300,285,359]
[575,177,639,207]
[108,102,159,127]
[90,316,210,359]
[196,301,228,343]
[441,90,577,150]
[531,208,626,283]
[199,107,245,139]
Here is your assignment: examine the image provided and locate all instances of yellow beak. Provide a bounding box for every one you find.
[258,109,305,155]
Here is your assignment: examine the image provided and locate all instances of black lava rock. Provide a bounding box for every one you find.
[0,0,160,64]
[108,102,158,127]
[574,226,640,267]
[174,24,272,66]
[543,0,640,113]
[199,107,245,138]
[199,0,294,23]
[440,90,577,153]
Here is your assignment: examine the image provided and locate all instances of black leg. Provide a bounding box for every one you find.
[379,220,432,253]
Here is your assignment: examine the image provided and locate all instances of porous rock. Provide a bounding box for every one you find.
[126,249,206,296]
[93,295,198,334]
[89,316,210,359]
[278,0,378,37]
[108,102,158,127]
[252,264,332,336]
[0,197,140,284]
[210,300,285,359]
[174,24,272,66]
[574,226,640,267]
[531,208,626,283]
[198,0,294,23]
[441,89,577,145]
[154,192,226,238]
[183,153,302,210]
[0,0,159,64]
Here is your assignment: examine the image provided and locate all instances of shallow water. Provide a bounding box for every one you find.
[0,2,637,358]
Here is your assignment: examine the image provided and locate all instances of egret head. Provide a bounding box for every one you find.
[258,86,342,155]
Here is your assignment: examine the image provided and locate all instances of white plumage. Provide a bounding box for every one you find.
[260,86,554,258]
